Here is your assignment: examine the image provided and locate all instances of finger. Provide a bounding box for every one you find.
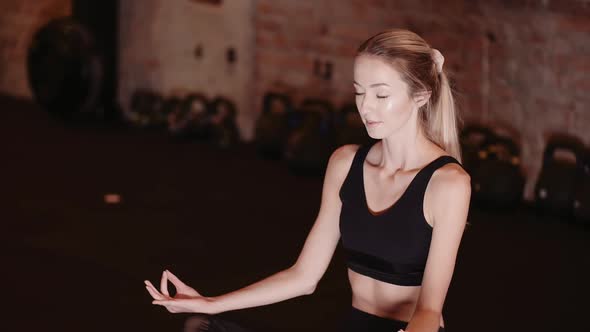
[160,271,170,296]
[167,270,201,296]
[152,300,173,307]
[145,285,164,300]
[145,283,165,300]
[165,270,186,287]
[145,280,163,295]
[145,282,166,300]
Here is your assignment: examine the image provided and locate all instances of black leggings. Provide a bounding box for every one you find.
[184,314,253,332]
[184,307,446,332]
[340,306,446,332]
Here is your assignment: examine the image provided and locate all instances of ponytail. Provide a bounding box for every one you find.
[426,72,462,163]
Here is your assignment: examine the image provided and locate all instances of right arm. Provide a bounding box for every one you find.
[206,144,358,314]
[145,145,358,314]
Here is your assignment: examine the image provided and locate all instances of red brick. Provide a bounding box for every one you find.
[256,30,286,49]
[255,17,284,32]
[558,14,590,33]
[548,0,590,16]
[329,23,372,43]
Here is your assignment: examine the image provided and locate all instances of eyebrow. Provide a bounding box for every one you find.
[353,81,391,88]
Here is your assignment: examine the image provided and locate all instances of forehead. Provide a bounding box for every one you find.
[353,55,404,87]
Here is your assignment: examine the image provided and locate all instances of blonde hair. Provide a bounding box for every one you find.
[357,29,462,162]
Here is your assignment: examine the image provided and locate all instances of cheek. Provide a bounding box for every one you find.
[379,96,412,117]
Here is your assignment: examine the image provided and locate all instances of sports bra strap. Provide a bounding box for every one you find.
[407,155,463,206]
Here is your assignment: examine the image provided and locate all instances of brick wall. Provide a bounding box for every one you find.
[1,0,588,200]
[479,2,590,199]
[253,0,590,200]
[254,0,485,121]
[0,0,71,98]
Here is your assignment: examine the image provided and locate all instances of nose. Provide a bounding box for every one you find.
[357,95,372,117]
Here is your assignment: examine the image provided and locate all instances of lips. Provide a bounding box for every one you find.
[366,120,382,126]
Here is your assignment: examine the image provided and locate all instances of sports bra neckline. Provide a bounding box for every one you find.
[361,146,451,217]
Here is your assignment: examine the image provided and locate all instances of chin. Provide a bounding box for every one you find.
[365,127,386,140]
[366,131,385,140]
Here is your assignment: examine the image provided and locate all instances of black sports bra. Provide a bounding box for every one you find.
[339,142,462,286]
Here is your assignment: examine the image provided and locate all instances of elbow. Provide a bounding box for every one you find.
[298,272,317,295]
[288,264,318,296]
[414,307,442,318]
[303,282,317,295]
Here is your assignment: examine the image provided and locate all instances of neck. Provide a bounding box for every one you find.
[378,116,432,172]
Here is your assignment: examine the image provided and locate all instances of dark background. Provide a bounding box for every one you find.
[1,1,589,331]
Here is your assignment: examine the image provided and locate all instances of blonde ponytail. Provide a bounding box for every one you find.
[426,72,462,162]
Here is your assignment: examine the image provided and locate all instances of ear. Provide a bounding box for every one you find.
[413,90,431,108]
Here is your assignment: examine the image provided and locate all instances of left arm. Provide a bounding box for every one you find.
[404,166,471,332]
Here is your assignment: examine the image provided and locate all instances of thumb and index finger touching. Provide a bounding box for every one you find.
[145,269,200,301]
[143,270,172,299]
[165,269,187,287]
[144,270,188,291]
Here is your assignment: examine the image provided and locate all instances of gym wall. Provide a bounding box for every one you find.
[251,0,590,201]
[118,0,256,138]
[0,0,71,98]
[0,0,588,201]
[118,0,589,201]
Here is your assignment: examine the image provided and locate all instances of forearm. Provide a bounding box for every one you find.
[205,266,315,314]
[405,308,441,332]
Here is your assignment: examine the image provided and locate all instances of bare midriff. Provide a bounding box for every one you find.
[348,269,445,328]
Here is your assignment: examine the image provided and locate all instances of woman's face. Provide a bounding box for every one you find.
[353,55,417,139]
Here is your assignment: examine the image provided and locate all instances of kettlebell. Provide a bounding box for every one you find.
[573,149,590,225]
[459,124,496,176]
[209,96,240,149]
[254,92,294,160]
[471,135,525,210]
[285,98,336,176]
[534,135,585,218]
[129,89,164,128]
[169,93,211,139]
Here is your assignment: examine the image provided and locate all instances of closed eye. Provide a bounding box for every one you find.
[377,95,389,99]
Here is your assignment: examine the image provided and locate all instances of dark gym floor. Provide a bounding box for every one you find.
[3,94,589,332]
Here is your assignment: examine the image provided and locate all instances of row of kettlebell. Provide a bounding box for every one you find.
[461,125,589,224]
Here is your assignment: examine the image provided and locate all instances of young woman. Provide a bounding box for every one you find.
[145,28,471,332]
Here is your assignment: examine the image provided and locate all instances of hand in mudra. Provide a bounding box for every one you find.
[145,270,212,313]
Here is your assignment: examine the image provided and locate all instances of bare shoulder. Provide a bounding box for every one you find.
[320,144,361,196]
[326,144,360,178]
[426,161,471,226]
[431,162,471,191]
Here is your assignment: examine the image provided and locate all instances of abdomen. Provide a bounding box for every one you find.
[348,269,421,321]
